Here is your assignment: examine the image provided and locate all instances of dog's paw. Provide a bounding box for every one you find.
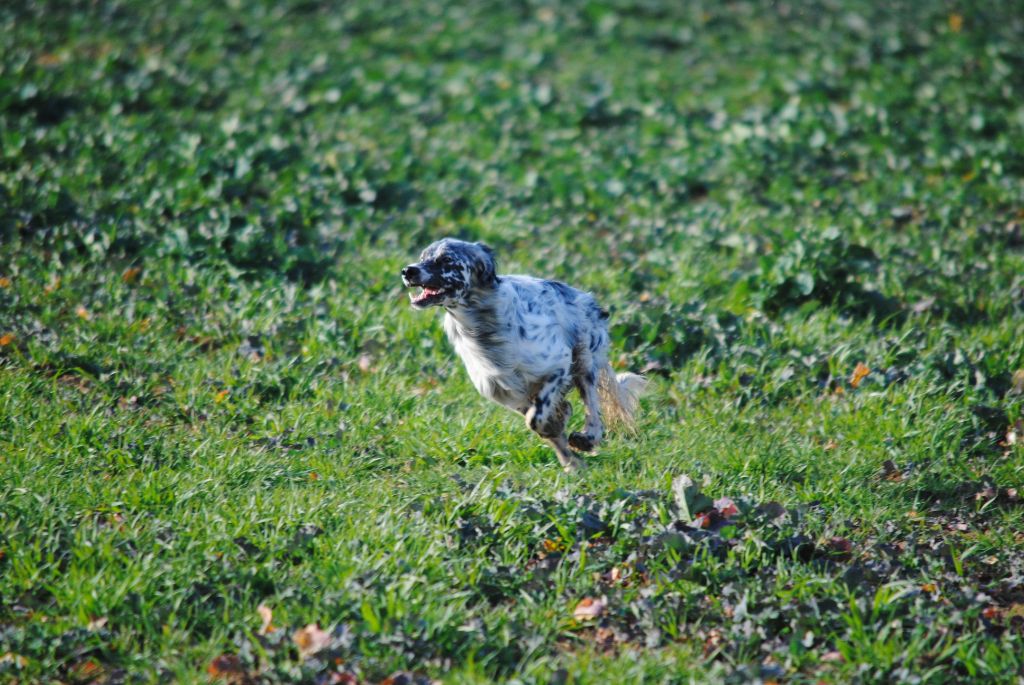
[568,432,596,453]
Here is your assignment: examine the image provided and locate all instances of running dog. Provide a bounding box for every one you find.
[401,238,646,471]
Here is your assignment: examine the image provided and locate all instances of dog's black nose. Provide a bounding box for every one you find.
[401,265,419,281]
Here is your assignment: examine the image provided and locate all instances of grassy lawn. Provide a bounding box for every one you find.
[2,0,1024,682]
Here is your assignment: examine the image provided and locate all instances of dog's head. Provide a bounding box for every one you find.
[401,238,497,309]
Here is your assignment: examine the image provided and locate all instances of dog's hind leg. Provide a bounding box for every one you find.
[569,359,603,453]
[524,369,582,471]
[568,327,608,452]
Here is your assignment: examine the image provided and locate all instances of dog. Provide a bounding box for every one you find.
[401,238,646,471]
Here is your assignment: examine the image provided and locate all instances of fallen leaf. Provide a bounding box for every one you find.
[257,604,274,634]
[881,460,902,481]
[293,623,331,658]
[0,277,10,288]
[948,13,963,32]
[573,596,607,621]
[920,583,938,594]
[358,354,373,373]
[982,606,1002,621]
[122,266,142,284]
[702,628,724,656]
[76,305,91,320]
[850,362,870,389]
[713,497,739,518]
[0,333,14,347]
[87,616,108,631]
[975,485,997,502]
[825,537,852,559]
[821,650,844,663]
[215,389,230,404]
[44,276,61,294]
[693,512,713,529]
[208,654,248,682]
[69,660,103,681]
[542,538,562,553]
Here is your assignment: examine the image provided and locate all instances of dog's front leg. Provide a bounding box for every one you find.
[524,370,582,472]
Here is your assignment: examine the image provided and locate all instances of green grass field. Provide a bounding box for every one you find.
[2,1,1024,682]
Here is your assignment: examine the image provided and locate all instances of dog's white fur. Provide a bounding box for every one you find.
[402,239,646,471]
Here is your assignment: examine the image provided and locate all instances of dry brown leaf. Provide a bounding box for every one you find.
[850,362,870,389]
[257,603,274,635]
[0,333,14,347]
[69,659,104,681]
[572,596,607,621]
[207,654,248,683]
[87,616,108,631]
[983,606,1002,620]
[542,539,562,553]
[293,623,331,658]
[76,305,91,320]
[881,460,902,481]
[0,277,10,288]
[122,267,142,284]
[948,13,963,32]
[821,650,844,663]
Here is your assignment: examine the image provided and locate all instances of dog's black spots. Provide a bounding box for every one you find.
[568,432,595,452]
[545,280,576,303]
[408,237,644,470]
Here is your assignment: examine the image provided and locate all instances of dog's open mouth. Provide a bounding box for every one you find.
[409,286,448,306]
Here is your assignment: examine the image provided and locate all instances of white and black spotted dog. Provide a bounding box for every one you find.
[401,238,647,471]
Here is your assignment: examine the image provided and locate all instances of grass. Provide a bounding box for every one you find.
[2,0,1024,682]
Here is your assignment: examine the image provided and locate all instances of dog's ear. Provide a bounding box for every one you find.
[475,242,497,286]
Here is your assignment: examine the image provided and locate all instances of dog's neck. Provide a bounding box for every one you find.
[443,284,501,340]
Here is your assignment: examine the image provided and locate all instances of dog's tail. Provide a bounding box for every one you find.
[597,365,648,430]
